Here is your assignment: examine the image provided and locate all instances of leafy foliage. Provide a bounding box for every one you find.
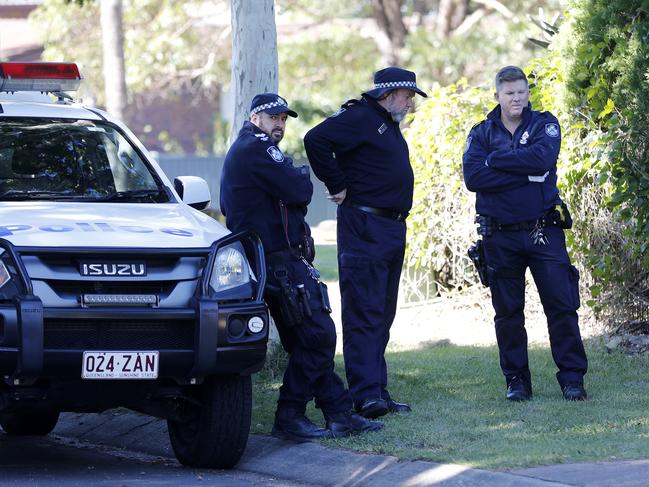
[404,14,540,88]
[405,4,649,327]
[564,0,649,253]
[404,80,493,290]
[30,0,230,104]
[556,1,649,326]
[278,31,380,158]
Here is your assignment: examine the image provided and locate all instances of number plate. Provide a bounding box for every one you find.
[82,351,159,379]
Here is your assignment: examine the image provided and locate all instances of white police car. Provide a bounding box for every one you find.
[0,63,269,468]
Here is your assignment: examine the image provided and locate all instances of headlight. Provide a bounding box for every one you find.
[209,245,251,293]
[0,261,10,289]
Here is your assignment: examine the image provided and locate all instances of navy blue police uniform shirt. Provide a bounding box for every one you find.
[220,121,313,254]
[304,95,414,213]
[462,104,563,225]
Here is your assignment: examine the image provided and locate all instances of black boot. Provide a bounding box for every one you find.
[387,399,412,413]
[356,397,389,419]
[272,409,332,442]
[506,376,532,402]
[325,410,384,438]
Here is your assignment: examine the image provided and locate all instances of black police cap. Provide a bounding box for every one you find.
[250,93,298,118]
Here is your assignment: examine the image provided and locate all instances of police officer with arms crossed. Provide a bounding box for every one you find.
[220,93,383,441]
[462,66,588,401]
[304,68,427,418]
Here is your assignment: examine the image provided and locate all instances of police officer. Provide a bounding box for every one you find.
[462,66,588,401]
[304,68,427,418]
[220,93,383,441]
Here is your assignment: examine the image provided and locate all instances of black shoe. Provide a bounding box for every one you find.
[387,399,412,413]
[562,383,587,401]
[326,411,384,438]
[272,414,332,442]
[357,398,389,419]
[506,376,532,402]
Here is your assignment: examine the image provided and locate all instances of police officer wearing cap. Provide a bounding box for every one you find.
[462,66,588,402]
[304,68,427,419]
[220,93,383,442]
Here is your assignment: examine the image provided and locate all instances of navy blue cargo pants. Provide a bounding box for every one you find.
[483,225,588,388]
[337,205,406,407]
[265,256,351,416]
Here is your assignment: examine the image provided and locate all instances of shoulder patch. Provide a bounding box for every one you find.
[545,123,560,138]
[267,145,285,162]
[464,136,472,153]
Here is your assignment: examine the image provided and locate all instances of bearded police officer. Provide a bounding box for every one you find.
[304,68,427,418]
[220,93,383,441]
[462,66,588,402]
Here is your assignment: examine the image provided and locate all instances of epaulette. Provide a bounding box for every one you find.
[341,98,361,109]
[471,119,487,130]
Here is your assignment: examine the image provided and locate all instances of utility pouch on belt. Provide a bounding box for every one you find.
[319,281,332,314]
[475,214,493,237]
[468,239,489,287]
[550,202,573,229]
[301,223,316,263]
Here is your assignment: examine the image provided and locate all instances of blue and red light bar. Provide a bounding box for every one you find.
[0,62,82,92]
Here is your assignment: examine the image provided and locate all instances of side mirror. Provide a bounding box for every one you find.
[174,176,211,210]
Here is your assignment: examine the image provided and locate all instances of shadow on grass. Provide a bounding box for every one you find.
[252,338,649,470]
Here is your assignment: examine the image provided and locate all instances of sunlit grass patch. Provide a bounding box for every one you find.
[251,341,649,469]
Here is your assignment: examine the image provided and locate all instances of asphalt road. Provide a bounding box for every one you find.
[0,432,308,487]
[4,410,649,487]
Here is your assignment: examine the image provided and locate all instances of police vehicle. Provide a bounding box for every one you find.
[0,62,269,468]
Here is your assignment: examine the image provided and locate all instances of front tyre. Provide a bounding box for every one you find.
[168,375,252,469]
[0,410,60,436]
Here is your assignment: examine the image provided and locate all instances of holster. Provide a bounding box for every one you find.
[271,265,311,327]
[548,202,573,229]
[468,239,489,287]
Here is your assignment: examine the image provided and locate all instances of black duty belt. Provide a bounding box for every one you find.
[348,202,408,221]
[266,247,303,266]
[496,217,558,231]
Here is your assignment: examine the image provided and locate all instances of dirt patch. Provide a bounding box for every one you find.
[325,277,603,352]
[605,320,649,354]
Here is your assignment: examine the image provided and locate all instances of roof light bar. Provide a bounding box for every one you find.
[0,62,82,93]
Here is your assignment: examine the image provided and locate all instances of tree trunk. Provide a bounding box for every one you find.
[371,0,407,66]
[229,0,278,144]
[437,0,469,38]
[100,0,127,120]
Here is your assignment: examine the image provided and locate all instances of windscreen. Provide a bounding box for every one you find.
[0,118,169,202]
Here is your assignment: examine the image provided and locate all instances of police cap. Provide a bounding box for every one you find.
[250,93,298,118]
[363,67,427,99]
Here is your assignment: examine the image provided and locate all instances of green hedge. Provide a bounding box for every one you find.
[405,3,649,328]
[404,80,493,291]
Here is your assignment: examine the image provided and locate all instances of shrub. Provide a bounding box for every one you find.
[404,80,493,292]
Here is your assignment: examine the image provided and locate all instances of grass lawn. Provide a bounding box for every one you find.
[251,339,649,470]
[313,244,338,282]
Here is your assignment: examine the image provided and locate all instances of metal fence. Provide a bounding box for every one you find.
[156,154,337,227]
